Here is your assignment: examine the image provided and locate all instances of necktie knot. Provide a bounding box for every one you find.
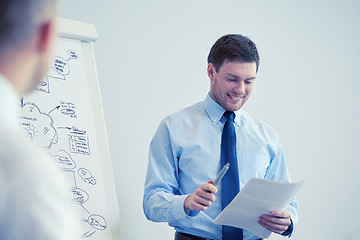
[223,111,235,122]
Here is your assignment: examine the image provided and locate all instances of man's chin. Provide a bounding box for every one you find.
[225,103,244,112]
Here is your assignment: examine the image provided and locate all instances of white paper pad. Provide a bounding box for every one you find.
[213,178,304,239]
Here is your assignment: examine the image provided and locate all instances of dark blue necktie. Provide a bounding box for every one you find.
[221,111,243,240]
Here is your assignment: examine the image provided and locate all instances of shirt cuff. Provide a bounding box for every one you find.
[172,194,200,220]
[281,219,293,237]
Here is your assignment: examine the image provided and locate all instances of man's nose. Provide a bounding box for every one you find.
[234,81,245,94]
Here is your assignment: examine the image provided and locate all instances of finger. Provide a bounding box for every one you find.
[259,214,291,226]
[258,219,287,234]
[195,189,216,202]
[201,183,217,194]
[194,186,215,202]
[188,200,208,211]
[270,210,291,218]
[193,195,213,207]
[185,195,210,211]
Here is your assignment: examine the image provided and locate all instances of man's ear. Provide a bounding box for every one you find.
[207,63,216,81]
[36,18,56,54]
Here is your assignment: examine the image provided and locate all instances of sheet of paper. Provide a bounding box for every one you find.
[213,178,304,239]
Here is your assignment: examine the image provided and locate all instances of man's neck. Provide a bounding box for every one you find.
[0,47,36,96]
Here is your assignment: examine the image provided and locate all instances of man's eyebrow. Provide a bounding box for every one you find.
[225,73,240,78]
[225,73,256,81]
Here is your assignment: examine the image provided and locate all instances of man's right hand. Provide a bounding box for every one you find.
[184,180,217,214]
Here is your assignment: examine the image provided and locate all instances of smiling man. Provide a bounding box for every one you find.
[143,34,298,240]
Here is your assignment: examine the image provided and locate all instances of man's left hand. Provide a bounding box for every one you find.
[258,210,291,235]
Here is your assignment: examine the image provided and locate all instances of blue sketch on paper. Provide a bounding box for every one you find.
[78,168,97,185]
[67,49,78,60]
[19,102,58,149]
[36,77,50,93]
[52,150,76,170]
[62,108,76,115]
[57,126,91,155]
[72,187,89,205]
[69,133,91,155]
[20,46,109,238]
[60,101,77,118]
[36,49,79,93]
[52,56,70,80]
[58,126,86,135]
[82,214,107,238]
[88,214,107,230]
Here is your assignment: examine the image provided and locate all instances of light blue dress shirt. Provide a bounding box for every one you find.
[143,94,298,240]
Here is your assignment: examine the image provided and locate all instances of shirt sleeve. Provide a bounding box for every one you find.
[143,118,196,222]
[264,136,299,230]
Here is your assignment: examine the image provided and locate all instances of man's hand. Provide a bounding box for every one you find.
[184,180,217,214]
[258,210,291,235]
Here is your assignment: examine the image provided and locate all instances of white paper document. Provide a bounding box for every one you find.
[213,178,304,239]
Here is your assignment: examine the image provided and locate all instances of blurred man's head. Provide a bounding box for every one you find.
[0,0,57,95]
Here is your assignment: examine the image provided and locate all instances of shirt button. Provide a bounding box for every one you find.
[179,214,182,217]
[163,216,166,220]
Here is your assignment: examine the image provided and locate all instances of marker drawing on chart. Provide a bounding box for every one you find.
[19,102,58,149]
[36,49,79,93]
[72,187,89,205]
[52,150,76,170]
[50,49,78,80]
[82,214,107,238]
[69,134,90,155]
[57,126,91,155]
[67,49,78,61]
[48,105,61,115]
[88,214,107,230]
[36,77,50,93]
[20,46,109,238]
[68,130,90,155]
[60,101,77,118]
[78,168,97,185]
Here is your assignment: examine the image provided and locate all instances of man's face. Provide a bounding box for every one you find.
[208,60,257,112]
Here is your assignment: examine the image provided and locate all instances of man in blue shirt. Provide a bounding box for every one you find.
[143,34,298,240]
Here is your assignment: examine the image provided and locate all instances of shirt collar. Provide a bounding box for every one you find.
[203,93,243,126]
[0,73,21,130]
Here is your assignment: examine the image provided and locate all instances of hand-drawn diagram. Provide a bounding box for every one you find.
[20,46,109,239]
[83,214,107,237]
[78,168,97,185]
[52,149,76,170]
[37,49,79,93]
[72,187,89,204]
[69,133,91,155]
[58,126,91,155]
[19,102,58,149]
[60,101,77,118]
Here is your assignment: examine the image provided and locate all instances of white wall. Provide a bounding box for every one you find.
[58,1,360,239]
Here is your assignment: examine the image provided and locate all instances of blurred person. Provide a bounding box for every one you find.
[0,0,81,239]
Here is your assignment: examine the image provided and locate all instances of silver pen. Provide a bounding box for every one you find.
[213,162,230,187]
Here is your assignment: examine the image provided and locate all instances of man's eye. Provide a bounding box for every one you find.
[245,80,253,85]
[227,78,236,82]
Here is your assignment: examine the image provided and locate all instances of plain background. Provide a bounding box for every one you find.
[58,1,360,239]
